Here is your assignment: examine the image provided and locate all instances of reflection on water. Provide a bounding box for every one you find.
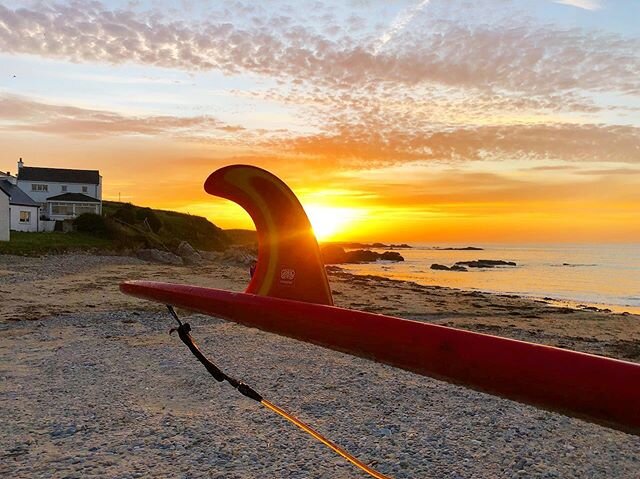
[337,244,640,313]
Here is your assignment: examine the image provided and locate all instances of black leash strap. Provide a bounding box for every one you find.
[167,305,262,402]
[164,305,392,479]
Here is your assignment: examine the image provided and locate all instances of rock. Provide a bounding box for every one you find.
[455,259,516,268]
[321,246,405,264]
[176,241,203,265]
[431,263,467,271]
[199,250,223,261]
[136,249,183,265]
[220,246,257,265]
[431,264,451,271]
[450,265,468,271]
[379,251,404,261]
[320,245,348,264]
[325,242,412,249]
[345,249,380,263]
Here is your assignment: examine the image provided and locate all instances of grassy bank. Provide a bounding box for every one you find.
[1,202,232,256]
[102,201,229,251]
[0,231,113,256]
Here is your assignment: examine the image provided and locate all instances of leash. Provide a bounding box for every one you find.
[166,305,391,479]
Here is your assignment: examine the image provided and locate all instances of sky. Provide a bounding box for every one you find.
[1,0,639,242]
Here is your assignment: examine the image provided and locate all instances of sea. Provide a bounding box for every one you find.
[336,243,640,314]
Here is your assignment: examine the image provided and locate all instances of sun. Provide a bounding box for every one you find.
[304,204,361,241]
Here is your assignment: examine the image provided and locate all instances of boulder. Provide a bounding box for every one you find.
[177,241,203,265]
[137,248,183,265]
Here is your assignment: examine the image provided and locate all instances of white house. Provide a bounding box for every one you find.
[0,179,41,232]
[0,185,9,241]
[16,159,102,220]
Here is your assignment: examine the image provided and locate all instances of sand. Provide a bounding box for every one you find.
[1,253,639,478]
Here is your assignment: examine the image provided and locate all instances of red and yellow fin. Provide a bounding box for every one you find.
[205,165,333,306]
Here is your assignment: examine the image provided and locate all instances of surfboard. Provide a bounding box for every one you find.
[120,280,640,435]
[120,164,640,435]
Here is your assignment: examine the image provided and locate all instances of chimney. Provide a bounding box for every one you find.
[18,157,24,170]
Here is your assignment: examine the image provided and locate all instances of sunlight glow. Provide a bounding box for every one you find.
[304,204,363,241]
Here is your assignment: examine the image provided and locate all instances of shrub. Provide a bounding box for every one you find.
[136,207,162,233]
[74,213,110,236]
[113,203,137,224]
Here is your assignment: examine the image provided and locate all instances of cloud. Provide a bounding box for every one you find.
[271,122,640,166]
[0,1,638,97]
[4,93,639,169]
[554,0,602,11]
[372,0,430,55]
[0,94,242,138]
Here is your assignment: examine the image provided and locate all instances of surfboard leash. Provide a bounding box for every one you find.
[165,305,391,479]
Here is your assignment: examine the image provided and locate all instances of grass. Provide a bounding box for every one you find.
[0,231,114,256]
[102,201,229,251]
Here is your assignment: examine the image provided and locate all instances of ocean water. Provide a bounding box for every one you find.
[336,243,640,313]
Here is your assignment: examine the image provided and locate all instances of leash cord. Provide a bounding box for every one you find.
[166,305,391,479]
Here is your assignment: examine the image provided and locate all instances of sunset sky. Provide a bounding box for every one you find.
[1,0,639,242]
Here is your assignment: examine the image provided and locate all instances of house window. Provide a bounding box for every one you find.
[82,186,88,193]
[51,203,74,216]
[61,185,67,192]
[20,211,31,223]
[75,204,99,215]
[32,184,48,192]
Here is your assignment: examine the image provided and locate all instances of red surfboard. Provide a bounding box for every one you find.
[121,165,640,435]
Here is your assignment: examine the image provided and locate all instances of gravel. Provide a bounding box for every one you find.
[1,310,639,478]
[0,254,145,285]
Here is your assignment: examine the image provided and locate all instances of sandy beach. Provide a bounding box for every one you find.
[1,253,639,478]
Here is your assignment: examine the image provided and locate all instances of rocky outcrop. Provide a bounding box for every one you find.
[320,244,348,264]
[431,263,450,271]
[380,251,404,261]
[176,241,203,265]
[455,260,516,268]
[328,242,412,250]
[137,248,183,265]
[320,245,404,264]
[451,265,468,271]
[431,263,468,272]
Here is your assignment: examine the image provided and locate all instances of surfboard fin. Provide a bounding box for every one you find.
[205,165,333,306]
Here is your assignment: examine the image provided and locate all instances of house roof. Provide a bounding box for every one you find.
[47,192,101,203]
[0,180,40,207]
[18,166,100,185]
